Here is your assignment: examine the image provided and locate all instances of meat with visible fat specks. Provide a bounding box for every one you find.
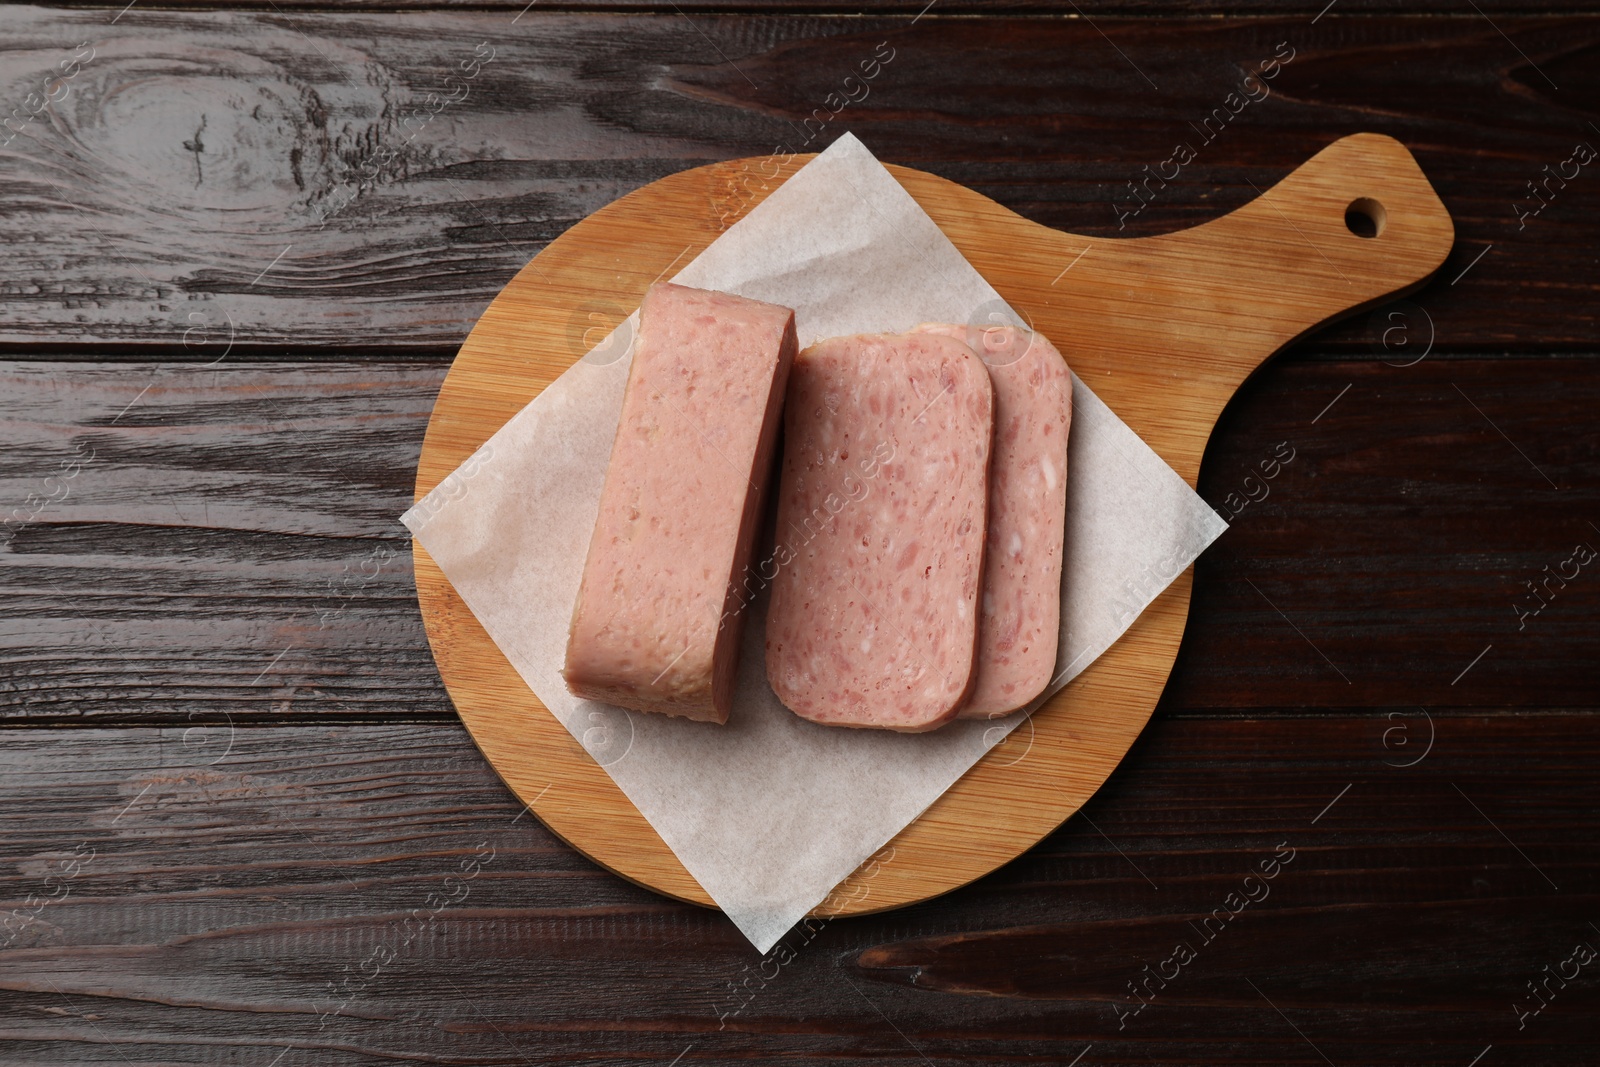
[766,331,993,732]
[563,282,796,724]
[914,322,1072,719]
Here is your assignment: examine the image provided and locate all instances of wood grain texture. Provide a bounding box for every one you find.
[411,134,1453,914]
[1180,353,1600,709]
[0,715,1593,1065]
[0,5,1595,1059]
[40,1,1600,11]
[1,355,1593,724]
[0,360,452,722]
[1,9,1596,349]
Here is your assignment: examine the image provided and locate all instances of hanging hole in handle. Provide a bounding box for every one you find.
[1345,197,1386,239]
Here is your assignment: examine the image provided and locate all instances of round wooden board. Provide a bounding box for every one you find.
[412,134,1453,916]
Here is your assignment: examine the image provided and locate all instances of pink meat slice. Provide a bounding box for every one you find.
[563,282,797,724]
[765,332,994,732]
[914,322,1072,718]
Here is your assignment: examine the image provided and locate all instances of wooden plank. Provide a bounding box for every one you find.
[0,360,452,722]
[1,355,1595,724]
[1178,353,1600,709]
[0,714,1592,1063]
[60,2,1600,12]
[0,9,1595,349]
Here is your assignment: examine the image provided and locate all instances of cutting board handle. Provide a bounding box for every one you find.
[1151,131,1456,341]
[999,132,1455,482]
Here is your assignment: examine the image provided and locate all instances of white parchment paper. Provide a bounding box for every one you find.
[402,134,1228,953]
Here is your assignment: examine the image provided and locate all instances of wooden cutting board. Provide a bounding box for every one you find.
[411,133,1453,917]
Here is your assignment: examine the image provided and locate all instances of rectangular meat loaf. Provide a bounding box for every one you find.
[563,282,797,723]
[765,332,994,732]
[914,323,1072,718]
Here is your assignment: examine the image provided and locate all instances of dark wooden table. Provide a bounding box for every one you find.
[2,2,1597,1064]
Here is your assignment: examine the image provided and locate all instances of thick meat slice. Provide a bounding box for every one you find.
[563,282,797,724]
[915,322,1072,718]
[765,332,994,732]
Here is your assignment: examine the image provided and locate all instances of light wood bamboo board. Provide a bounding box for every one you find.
[412,133,1453,916]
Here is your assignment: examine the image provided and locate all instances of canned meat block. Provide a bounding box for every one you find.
[766,332,994,732]
[915,322,1072,719]
[563,282,797,724]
